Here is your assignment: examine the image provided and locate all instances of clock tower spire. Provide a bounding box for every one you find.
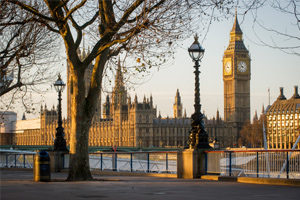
[223,11,251,128]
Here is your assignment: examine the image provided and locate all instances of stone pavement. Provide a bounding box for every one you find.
[1,169,299,200]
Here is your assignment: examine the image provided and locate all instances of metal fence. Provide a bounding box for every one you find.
[1,149,299,179]
[63,151,177,174]
[0,152,35,168]
[205,150,300,179]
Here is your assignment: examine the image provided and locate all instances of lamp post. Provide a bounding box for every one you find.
[187,35,210,149]
[53,74,67,151]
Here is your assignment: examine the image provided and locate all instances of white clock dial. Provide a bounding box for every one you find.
[225,62,232,74]
[238,61,247,72]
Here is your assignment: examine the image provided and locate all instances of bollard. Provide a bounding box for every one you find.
[34,151,51,182]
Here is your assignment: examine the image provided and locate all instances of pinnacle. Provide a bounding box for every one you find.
[231,10,242,34]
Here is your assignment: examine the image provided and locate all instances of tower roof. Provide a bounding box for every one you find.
[226,10,248,52]
[231,10,243,34]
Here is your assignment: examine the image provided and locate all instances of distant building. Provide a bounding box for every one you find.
[0,111,16,145]
[0,111,17,133]
[266,86,300,149]
[8,62,191,148]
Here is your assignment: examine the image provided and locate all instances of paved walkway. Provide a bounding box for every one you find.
[1,170,299,200]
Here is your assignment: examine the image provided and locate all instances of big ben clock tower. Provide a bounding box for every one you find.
[223,11,251,128]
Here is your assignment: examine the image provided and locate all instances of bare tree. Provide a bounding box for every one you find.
[245,0,300,56]
[0,1,59,116]
[238,118,264,148]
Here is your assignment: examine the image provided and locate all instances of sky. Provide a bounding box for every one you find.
[12,3,300,121]
[128,6,300,120]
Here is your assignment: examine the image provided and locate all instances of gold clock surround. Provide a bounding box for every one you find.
[225,61,232,74]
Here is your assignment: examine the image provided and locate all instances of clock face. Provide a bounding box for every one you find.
[225,62,232,74]
[238,61,247,72]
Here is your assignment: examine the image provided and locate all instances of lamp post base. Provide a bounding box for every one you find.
[49,150,68,172]
[177,149,208,178]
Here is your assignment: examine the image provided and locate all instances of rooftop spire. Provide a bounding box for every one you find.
[253,110,258,122]
[22,112,26,120]
[277,87,287,100]
[175,89,181,105]
[134,94,138,103]
[231,9,242,34]
[112,57,127,107]
[226,8,247,52]
[115,57,124,87]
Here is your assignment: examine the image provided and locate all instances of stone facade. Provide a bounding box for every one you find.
[266,86,300,149]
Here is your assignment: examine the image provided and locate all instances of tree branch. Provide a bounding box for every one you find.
[8,0,56,22]
[63,0,87,22]
[114,0,144,31]
[80,11,99,30]
[0,82,22,96]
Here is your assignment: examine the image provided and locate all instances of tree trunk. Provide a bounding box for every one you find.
[66,51,107,181]
[67,66,93,181]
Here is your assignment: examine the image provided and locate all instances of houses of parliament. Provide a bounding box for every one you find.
[1,14,253,149]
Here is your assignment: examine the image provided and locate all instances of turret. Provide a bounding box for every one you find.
[134,94,138,104]
[173,89,183,118]
[102,95,111,119]
[150,94,153,107]
[261,104,265,114]
[22,113,26,120]
[292,85,300,99]
[277,87,286,100]
[112,58,127,108]
[128,96,131,105]
[253,110,258,122]
[216,109,220,122]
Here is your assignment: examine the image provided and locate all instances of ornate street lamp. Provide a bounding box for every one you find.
[187,35,210,149]
[53,74,67,151]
